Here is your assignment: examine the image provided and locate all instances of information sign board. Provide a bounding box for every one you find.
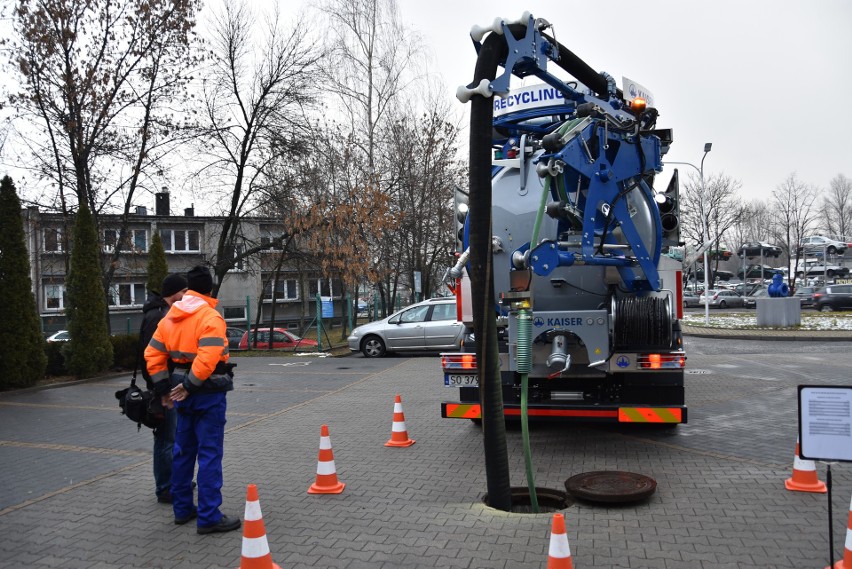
[798,385,852,462]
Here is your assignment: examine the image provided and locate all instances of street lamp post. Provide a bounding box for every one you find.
[664,142,713,324]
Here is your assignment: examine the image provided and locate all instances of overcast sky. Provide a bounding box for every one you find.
[273,0,850,203]
[390,0,852,202]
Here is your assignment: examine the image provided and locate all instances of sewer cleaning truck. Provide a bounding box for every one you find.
[442,12,686,425]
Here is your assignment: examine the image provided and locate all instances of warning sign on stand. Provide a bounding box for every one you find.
[798,385,852,462]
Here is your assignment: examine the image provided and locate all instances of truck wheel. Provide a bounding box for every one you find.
[361,336,386,358]
[820,304,835,312]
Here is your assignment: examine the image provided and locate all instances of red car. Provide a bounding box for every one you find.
[238,328,318,350]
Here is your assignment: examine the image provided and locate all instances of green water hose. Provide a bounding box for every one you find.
[516,304,539,513]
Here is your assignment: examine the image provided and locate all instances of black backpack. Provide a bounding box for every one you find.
[116,376,166,431]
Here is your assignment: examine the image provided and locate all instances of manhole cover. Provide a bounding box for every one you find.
[564,471,656,504]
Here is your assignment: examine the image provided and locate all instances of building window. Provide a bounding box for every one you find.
[44,228,63,252]
[103,228,147,252]
[259,227,285,251]
[223,306,246,321]
[263,277,298,301]
[108,283,147,307]
[225,244,245,271]
[44,283,66,310]
[308,278,340,299]
[160,229,200,252]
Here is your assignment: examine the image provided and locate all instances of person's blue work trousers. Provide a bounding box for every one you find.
[172,391,227,527]
[153,406,176,497]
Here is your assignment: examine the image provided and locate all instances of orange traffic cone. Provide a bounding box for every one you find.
[785,438,827,493]
[547,512,574,569]
[827,493,852,569]
[238,484,280,569]
[385,394,415,447]
[308,424,345,494]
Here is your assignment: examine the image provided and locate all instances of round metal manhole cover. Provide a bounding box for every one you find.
[565,471,657,504]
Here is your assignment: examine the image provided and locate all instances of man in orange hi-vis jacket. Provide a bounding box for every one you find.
[144,265,241,535]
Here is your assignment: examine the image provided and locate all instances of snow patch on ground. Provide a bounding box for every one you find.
[682,313,852,330]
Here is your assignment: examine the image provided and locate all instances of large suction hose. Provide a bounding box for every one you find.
[469,30,512,512]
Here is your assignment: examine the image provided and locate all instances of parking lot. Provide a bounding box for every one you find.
[1,336,852,568]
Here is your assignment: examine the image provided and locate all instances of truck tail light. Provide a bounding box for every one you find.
[637,353,685,369]
[442,353,477,372]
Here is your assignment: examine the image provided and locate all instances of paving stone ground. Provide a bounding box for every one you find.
[1,335,851,568]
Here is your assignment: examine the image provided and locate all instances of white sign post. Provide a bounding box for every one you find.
[798,385,852,567]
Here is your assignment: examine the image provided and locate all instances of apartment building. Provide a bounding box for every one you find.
[22,193,344,336]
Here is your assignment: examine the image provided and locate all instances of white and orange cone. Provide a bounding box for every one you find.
[238,484,281,569]
[308,424,345,494]
[827,493,852,569]
[385,394,415,447]
[785,437,827,493]
[547,512,573,569]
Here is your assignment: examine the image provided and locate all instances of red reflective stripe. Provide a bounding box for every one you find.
[444,404,481,419]
[618,408,682,423]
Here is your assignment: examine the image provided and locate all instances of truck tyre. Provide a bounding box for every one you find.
[361,336,386,358]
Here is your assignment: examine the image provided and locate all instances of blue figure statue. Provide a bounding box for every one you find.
[768,273,789,297]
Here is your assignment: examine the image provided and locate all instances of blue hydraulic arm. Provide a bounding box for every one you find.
[459,12,669,292]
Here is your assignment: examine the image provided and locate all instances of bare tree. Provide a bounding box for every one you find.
[772,173,819,286]
[383,98,466,301]
[7,0,201,216]
[195,1,322,295]
[679,171,745,285]
[262,121,399,334]
[6,0,203,325]
[319,0,420,172]
[821,173,852,240]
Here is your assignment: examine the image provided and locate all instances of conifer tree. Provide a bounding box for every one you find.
[146,232,168,296]
[65,203,113,377]
[0,176,47,388]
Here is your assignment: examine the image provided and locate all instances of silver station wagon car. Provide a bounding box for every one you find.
[348,297,464,358]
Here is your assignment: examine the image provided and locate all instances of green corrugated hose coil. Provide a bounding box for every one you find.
[516,305,539,513]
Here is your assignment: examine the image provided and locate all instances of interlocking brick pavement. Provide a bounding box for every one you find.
[1,343,850,568]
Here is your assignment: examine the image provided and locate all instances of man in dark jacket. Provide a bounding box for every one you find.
[139,273,187,504]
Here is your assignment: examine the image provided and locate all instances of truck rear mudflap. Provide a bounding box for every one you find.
[441,402,687,423]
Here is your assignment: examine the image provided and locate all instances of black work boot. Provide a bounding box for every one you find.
[197,515,241,535]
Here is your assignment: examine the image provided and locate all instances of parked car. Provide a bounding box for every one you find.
[689,269,734,282]
[736,265,783,280]
[682,291,701,308]
[798,235,847,256]
[239,328,318,350]
[795,261,849,278]
[699,289,746,309]
[347,297,464,358]
[743,288,769,308]
[794,286,816,308]
[737,242,782,258]
[732,282,765,297]
[813,285,852,312]
[226,327,246,350]
[700,248,733,261]
[46,330,70,342]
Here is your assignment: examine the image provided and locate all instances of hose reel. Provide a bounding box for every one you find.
[613,296,672,350]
